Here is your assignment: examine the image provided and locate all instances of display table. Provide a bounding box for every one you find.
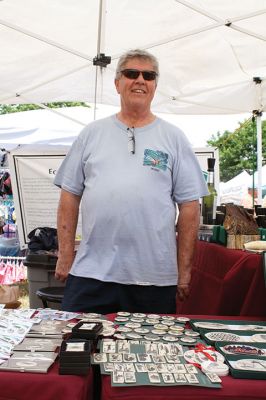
[0,361,93,400]
[176,241,266,316]
[101,315,266,400]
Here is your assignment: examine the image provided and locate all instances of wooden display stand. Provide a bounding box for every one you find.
[226,234,260,249]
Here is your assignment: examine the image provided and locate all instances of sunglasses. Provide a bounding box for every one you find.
[120,69,158,81]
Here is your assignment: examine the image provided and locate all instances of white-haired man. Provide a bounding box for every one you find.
[54,49,208,313]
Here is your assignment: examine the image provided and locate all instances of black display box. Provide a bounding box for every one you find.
[71,321,103,340]
[59,338,91,375]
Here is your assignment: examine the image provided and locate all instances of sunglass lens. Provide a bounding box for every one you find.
[123,70,140,79]
[142,71,157,81]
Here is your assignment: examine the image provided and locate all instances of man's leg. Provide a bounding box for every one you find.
[61,275,120,314]
[118,284,177,314]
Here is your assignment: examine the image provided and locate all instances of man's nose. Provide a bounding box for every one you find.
[135,72,145,82]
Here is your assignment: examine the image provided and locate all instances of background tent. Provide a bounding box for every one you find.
[219,170,253,205]
[0,1,266,196]
[220,168,266,205]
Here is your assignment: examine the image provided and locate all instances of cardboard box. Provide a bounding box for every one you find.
[226,235,260,250]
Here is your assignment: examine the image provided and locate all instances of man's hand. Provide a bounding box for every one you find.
[55,254,75,282]
[177,283,190,301]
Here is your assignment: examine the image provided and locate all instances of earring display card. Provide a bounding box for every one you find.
[11,351,58,362]
[0,357,55,373]
[14,338,61,352]
[28,320,69,336]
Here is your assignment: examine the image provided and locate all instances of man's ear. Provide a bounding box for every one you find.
[114,79,120,94]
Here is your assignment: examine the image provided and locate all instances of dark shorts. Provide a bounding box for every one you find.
[62,274,177,314]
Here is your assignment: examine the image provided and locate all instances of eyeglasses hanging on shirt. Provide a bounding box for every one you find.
[127,127,135,154]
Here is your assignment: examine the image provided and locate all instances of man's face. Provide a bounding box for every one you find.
[115,58,157,111]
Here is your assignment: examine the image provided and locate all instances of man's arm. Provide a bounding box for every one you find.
[55,189,81,282]
[176,200,200,300]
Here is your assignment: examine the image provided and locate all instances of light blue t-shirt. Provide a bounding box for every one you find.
[54,115,208,286]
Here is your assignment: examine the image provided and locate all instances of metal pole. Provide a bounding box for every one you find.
[256,113,263,205]
[94,0,104,120]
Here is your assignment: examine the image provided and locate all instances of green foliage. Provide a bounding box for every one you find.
[207,119,266,182]
[0,102,89,115]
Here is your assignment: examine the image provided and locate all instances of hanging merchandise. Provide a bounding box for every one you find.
[0,256,27,284]
[0,171,12,197]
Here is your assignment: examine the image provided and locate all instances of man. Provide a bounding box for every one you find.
[54,49,208,314]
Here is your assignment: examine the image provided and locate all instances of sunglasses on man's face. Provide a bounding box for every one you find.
[120,69,158,81]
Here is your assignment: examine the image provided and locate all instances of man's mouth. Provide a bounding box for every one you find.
[132,89,146,94]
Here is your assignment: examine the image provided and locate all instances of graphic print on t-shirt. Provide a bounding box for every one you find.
[143,149,169,171]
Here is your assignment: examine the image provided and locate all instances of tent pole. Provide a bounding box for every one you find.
[253,77,263,205]
[93,0,103,120]
[256,112,263,205]
[93,0,106,120]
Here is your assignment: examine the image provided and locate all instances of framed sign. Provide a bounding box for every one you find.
[8,145,82,249]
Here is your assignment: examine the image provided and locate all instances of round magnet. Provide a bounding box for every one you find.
[162,335,179,342]
[124,322,141,329]
[184,330,200,337]
[161,316,175,321]
[144,334,160,341]
[147,314,161,319]
[153,324,168,330]
[151,329,165,335]
[176,316,190,323]
[115,316,129,322]
[132,313,146,318]
[134,327,150,334]
[116,326,132,333]
[180,336,197,344]
[117,311,131,317]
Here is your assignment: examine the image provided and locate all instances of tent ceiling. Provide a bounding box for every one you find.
[0,0,266,114]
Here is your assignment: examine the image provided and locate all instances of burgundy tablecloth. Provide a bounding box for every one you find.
[101,315,266,400]
[176,241,266,316]
[0,361,93,400]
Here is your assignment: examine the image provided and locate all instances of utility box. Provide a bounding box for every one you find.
[24,253,65,309]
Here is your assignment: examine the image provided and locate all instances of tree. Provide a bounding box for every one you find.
[0,102,89,115]
[207,118,266,182]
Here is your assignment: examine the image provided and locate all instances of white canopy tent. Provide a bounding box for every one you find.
[0,1,266,197]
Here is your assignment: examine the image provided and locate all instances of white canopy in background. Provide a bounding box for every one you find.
[220,168,266,206]
[220,171,253,205]
[0,1,266,197]
[0,0,265,113]
[0,105,256,151]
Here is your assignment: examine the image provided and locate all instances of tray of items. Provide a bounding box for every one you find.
[200,330,266,346]
[215,341,266,380]
[112,312,205,345]
[189,319,266,346]
[190,319,266,334]
[91,337,222,388]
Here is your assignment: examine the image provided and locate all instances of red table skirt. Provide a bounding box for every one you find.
[0,362,93,400]
[101,374,265,400]
[176,241,266,316]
